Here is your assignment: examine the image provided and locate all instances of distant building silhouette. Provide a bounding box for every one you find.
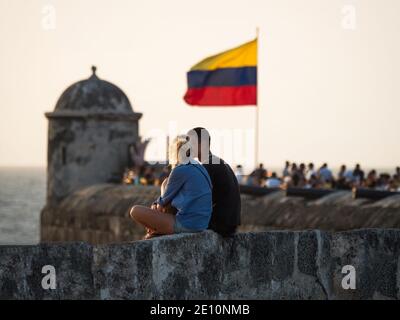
[44,66,142,205]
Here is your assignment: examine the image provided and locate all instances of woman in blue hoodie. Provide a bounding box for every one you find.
[130,135,212,239]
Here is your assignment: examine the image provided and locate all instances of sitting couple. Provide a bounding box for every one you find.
[130,127,241,239]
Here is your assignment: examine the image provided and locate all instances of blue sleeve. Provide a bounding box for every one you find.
[156,166,187,206]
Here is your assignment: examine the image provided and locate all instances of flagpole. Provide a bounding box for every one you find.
[255,27,260,168]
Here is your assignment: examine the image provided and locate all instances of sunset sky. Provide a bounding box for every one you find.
[0,0,399,171]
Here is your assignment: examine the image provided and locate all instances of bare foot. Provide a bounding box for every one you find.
[142,232,162,240]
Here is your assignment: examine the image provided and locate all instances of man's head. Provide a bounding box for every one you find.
[187,127,211,163]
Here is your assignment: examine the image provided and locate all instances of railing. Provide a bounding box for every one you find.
[352,188,400,200]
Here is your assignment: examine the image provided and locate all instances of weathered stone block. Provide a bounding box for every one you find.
[330,229,400,299]
[0,242,94,299]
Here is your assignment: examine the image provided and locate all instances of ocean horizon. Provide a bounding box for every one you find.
[0,167,45,245]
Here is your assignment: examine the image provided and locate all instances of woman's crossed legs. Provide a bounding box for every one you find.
[130,178,177,238]
[130,205,175,236]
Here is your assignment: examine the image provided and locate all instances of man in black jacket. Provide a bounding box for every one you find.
[187,127,241,237]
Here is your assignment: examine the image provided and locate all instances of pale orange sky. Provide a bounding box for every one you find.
[0,0,399,171]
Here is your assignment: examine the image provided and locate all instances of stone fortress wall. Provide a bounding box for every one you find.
[1,229,400,299]
[41,184,400,244]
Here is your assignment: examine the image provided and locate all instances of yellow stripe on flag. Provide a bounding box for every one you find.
[190,39,257,71]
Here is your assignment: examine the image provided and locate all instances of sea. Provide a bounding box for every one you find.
[0,167,45,245]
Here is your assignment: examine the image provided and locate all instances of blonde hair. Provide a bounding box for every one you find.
[169,135,190,168]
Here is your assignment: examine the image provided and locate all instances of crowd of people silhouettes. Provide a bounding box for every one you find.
[123,161,400,192]
[238,162,400,192]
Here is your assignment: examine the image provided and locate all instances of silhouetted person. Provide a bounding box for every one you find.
[365,170,377,189]
[266,172,281,188]
[187,127,241,237]
[306,163,316,180]
[318,163,333,182]
[336,165,349,189]
[298,163,307,186]
[290,163,301,187]
[338,165,346,179]
[377,173,391,190]
[304,173,321,189]
[254,163,267,186]
[290,162,298,175]
[234,165,244,184]
[353,164,365,185]
[282,161,290,177]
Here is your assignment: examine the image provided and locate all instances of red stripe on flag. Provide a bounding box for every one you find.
[184,85,257,106]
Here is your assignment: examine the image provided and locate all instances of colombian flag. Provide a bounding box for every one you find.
[184,39,257,106]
